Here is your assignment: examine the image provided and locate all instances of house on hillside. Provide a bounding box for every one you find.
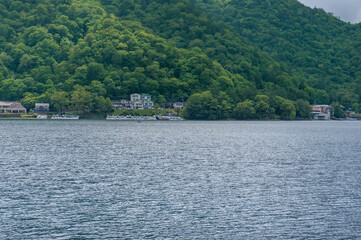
[143,99,154,109]
[113,93,154,110]
[0,101,27,114]
[34,103,50,113]
[141,94,153,109]
[132,100,144,109]
[312,105,331,120]
[173,102,184,109]
[141,93,151,101]
[130,93,141,103]
[112,100,130,110]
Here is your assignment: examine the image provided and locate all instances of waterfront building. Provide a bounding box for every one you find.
[173,102,184,109]
[34,103,50,113]
[0,101,27,114]
[132,101,144,109]
[113,93,154,110]
[143,99,154,109]
[130,93,141,103]
[141,93,151,101]
[312,105,331,120]
[112,100,130,110]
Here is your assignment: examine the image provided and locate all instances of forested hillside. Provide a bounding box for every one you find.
[0,0,360,119]
[193,0,361,108]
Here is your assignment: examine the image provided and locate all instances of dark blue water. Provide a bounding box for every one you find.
[0,120,360,239]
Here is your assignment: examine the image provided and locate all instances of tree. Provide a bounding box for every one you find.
[70,89,93,113]
[86,62,104,82]
[94,96,113,113]
[254,94,271,119]
[0,78,25,101]
[234,100,255,119]
[183,91,219,120]
[21,93,37,110]
[333,104,345,118]
[280,100,296,120]
[90,80,106,96]
[295,99,311,119]
[51,91,69,113]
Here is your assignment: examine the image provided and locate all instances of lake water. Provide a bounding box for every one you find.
[0,120,360,239]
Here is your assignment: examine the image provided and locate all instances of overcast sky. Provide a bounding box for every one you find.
[299,0,361,23]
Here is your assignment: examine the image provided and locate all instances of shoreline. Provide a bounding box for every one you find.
[0,117,359,121]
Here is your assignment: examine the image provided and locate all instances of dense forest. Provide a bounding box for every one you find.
[0,0,360,119]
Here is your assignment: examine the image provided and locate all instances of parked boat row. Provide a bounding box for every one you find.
[51,114,80,120]
[106,115,157,121]
[155,115,184,121]
[32,114,184,121]
[106,115,184,121]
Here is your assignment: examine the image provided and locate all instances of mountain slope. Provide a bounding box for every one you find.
[0,0,360,119]
[193,0,361,107]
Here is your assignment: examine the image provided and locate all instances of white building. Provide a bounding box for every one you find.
[34,103,50,112]
[112,100,130,110]
[141,93,151,101]
[143,100,154,109]
[173,102,184,109]
[132,101,144,109]
[130,93,141,103]
[312,105,331,120]
[114,93,154,110]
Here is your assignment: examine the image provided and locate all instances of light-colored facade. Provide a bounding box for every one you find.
[143,100,154,109]
[141,94,151,101]
[141,94,153,109]
[113,93,154,110]
[0,101,27,114]
[132,101,144,109]
[173,102,184,109]
[130,94,141,103]
[312,105,331,120]
[112,100,130,110]
[34,103,50,112]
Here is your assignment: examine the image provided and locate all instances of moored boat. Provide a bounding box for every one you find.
[106,115,157,121]
[51,114,79,120]
[156,115,184,121]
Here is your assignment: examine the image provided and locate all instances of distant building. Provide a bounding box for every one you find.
[112,100,130,110]
[140,94,151,109]
[0,101,27,114]
[143,100,154,109]
[141,93,151,101]
[173,102,184,109]
[132,101,144,109]
[34,103,50,113]
[130,93,141,103]
[312,105,331,120]
[113,93,154,110]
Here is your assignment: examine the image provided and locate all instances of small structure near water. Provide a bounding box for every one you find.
[34,103,50,113]
[312,105,331,120]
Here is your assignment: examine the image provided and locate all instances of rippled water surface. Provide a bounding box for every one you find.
[0,120,361,239]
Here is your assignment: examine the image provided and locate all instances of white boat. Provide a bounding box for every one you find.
[51,114,80,120]
[37,115,48,119]
[106,115,157,121]
[156,115,184,121]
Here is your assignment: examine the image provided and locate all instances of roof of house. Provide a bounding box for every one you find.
[0,101,27,110]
